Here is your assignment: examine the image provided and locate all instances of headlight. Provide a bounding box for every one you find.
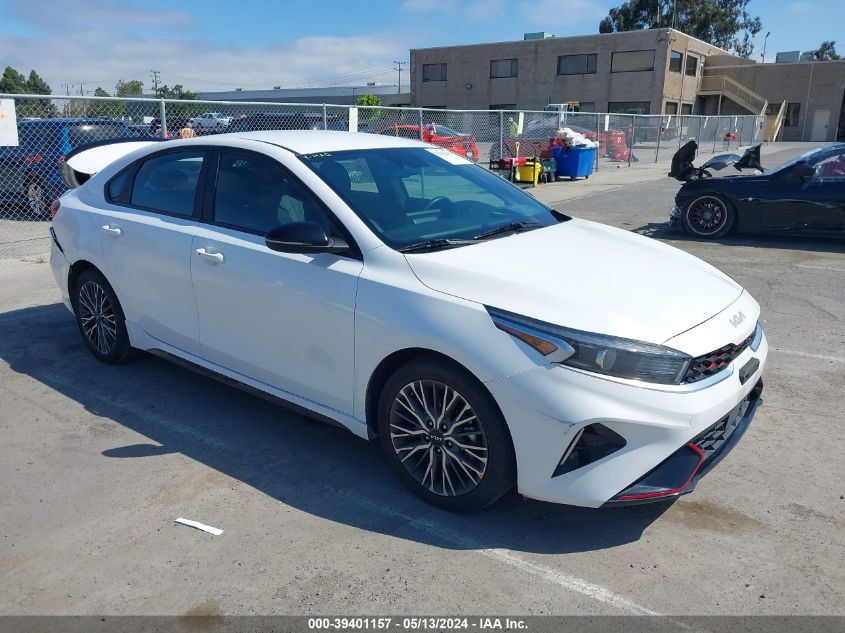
[487,306,692,385]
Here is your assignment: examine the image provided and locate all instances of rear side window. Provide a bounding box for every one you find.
[130,152,204,216]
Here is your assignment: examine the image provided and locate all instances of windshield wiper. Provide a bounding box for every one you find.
[473,220,542,241]
[398,238,476,253]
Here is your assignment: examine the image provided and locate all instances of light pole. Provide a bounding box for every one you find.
[761,31,771,63]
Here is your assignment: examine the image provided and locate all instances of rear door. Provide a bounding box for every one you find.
[97,149,207,355]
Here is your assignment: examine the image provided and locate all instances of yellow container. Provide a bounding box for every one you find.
[515,161,542,186]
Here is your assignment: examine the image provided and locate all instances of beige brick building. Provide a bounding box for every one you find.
[410,28,845,141]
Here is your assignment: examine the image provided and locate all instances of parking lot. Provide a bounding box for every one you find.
[0,144,843,617]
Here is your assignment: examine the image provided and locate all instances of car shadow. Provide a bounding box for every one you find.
[633,222,845,254]
[0,302,673,555]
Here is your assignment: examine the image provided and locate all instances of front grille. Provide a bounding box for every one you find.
[683,330,755,383]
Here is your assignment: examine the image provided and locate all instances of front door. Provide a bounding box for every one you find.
[190,150,363,413]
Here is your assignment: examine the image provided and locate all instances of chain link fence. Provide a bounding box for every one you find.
[0,94,764,258]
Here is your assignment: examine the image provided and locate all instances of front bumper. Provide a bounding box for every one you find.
[485,324,768,508]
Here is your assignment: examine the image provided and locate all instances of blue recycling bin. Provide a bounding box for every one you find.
[553,145,596,180]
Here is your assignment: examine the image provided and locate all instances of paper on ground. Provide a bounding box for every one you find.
[175,517,223,536]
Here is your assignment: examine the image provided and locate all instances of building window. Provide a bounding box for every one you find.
[611,50,655,73]
[577,102,596,112]
[557,54,597,75]
[489,104,517,110]
[784,103,801,127]
[422,63,447,82]
[608,101,651,115]
[665,102,679,115]
[490,58,518,78]
[681,103,693,115]
[685,54,698,76]
[669,50,683,73]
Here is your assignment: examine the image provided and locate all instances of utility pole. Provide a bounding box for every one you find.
[393,60,408,94]
[62,82,74,96]
[150,70,161,94]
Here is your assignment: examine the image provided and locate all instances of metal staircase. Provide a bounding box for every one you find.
[764,101,788,142]
[698,75,768,116]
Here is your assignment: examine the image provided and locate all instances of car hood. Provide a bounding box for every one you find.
[404,219,743,346]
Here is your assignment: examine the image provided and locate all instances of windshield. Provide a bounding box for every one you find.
[301,147,567,250]
[68,123,127,149]
[769,146,830,173]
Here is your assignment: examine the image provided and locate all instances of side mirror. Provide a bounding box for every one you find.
[265,222,349,255]
[790,163,815,183]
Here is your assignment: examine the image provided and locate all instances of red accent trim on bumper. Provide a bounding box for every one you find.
[616,442,705,501]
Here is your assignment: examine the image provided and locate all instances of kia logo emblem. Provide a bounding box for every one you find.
[729,311,746,327]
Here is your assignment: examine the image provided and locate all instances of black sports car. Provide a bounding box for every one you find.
[669,141,845,239]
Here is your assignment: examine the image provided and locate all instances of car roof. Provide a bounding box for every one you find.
[219,130,425,153]
[19,118,126,126]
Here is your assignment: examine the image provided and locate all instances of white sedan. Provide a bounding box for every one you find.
[189,112,231,129]
[49,131,767,511]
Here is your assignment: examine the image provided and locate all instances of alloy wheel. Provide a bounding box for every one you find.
[389,380,488,497]
[687,197,727,236]
[77,280,118,355]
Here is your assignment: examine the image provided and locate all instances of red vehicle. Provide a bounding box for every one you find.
[381,124,479,162]
[491,124,628,161]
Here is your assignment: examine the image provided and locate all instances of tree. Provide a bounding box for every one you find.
[813,41,840,61]
[599,0,763,58]
[155,84,198,100]
[115,79,144,97]
[0,66,57,117]
[87,87,116,118]
[355,93,383,120]
[0,66,28,94]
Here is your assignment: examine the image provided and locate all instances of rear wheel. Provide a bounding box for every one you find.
[377,358,516,512]
[72,269,139,364]
[682,194,735,239]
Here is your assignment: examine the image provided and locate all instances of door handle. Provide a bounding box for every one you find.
[101,224,122,237]
[195,247,225,263]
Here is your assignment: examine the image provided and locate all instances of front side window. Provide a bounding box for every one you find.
[302,148,566,251]
[213,152,333,235]
[557,54,597,75]
[422,63,447,82]
[130,152,204,216]
[611,50,655,73]
[490,58,518,78]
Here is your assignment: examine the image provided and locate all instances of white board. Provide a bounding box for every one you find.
[0,99,19,146]
[348,107,359,133]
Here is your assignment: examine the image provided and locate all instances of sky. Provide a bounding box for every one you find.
[0,0,842,95]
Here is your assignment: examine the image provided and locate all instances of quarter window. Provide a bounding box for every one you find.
[490,58,518,78]
[213,152,332,235]
[557,54,597,75]
[107,168,133,202]
[130,152,204,216]
[422,63,447,82]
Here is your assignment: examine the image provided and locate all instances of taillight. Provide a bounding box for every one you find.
[24,155,43,164]
[50,199,61,219]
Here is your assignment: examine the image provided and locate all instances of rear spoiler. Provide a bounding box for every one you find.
[60,137,165,188]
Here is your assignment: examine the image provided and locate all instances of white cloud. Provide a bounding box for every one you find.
[516,0,606,28]
[786,1,814,15]
[0,0,406,94]
[401,0,457,11]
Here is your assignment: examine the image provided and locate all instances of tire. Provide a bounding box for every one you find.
[489,144,502,163]
[377,357,516,512]
[682,194,735,239]
[72,269,139,364]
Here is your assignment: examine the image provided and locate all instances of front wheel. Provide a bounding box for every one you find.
[377,358,516,512]
[682,194,735,239]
